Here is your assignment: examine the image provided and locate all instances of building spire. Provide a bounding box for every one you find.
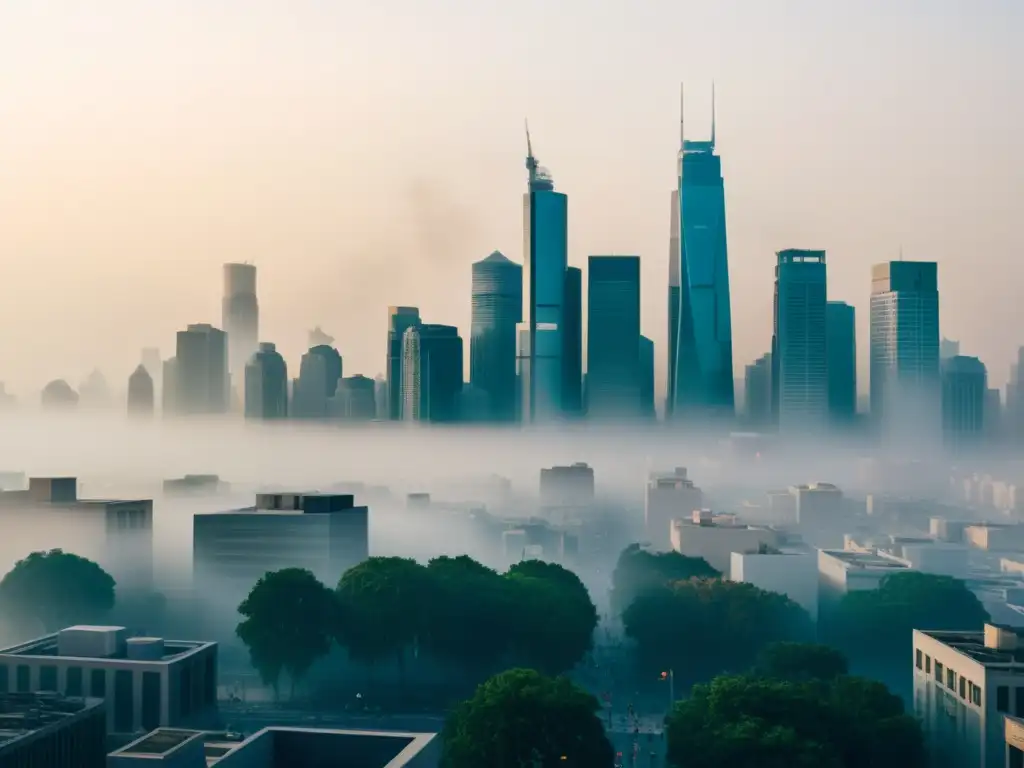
[710,81,716,148]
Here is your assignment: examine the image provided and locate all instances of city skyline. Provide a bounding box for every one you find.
[0,2,1021,398]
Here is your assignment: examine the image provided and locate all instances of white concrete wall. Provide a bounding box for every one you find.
[730,552,818,621]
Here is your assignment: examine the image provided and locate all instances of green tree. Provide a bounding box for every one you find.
[236,568,336,697]
[505,560,598,675]
[336,556,432,680]
[825,571,989,658]
[665,673,926,768]
[441,668,614,768]
[623,578,812,681]
[0,549,115,632]
[755,642,848,682]
[610,543,719,615]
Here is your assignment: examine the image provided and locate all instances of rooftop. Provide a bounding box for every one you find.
[822,549,910,570]
[918,625,1024,666]
[0,692,104,750]
[0,626,214,664]
[114,728,205,757]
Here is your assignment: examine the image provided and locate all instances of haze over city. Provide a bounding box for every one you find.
[1,0,1022,397]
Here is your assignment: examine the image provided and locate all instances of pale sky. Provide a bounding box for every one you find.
[0,0,1022,400]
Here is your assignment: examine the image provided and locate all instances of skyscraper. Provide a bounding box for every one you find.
[744,353,772,427]
[587,256,642,419]
[561,265,583,417]
[387,306,420,420]
[470,252,522,422]
[668,86,735,422]
[174,323,228,415]
[519,126,568,423]
[771,250,828,433]
[126,365,154,418]
[639,335,655,420]
[826,301,857,424]
[245,342,288,420]
[293,345,342,419]
[402,324,463,423]
[869,261,940,437]
[941,355,986,452]
[333,375,377,421]
[222,263,259,396]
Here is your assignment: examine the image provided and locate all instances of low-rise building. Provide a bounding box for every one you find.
[644,468,703,552]
[730,549,818,620]
[0,692,106,768]
[108,726,439,767]
[817,548,911,601]
[0,625,217,735]
[670,510,780,573]
[1006,714,1024,768]
[913,623,1024,768]
[540,463,595,509]
[966,525,1024,553]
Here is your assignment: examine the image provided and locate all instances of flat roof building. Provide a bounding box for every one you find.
[0,625,217,735]
[0,692,106,768]
[108,726,439,767]
[670,510,779,573]
[817,548,911,601]
[645,468,703,552]
[730,548,818,621]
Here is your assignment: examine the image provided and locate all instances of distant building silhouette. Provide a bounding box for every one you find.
[173,324,229,416]
[387,306,420,420]
[640,335,655,420]
[0,383,14,409]
[587,256,642,419]
[772,249,827,433]
[401,324,463,423]
[373,375,388,420]
[826,301,857,424]
[222,263,259,399]
[245,342,288,420]
[941,355,986,452]
[332,375,376,421]
[940,337,960,360]
[562,265,583,417]
[79,370,112,409]
[744,353,772,427]
[308,326,335,348]
[869,261,940,440]
[41,380,79,411]
[470,252,522,422]
[293,345,342,419]
[126,365,155,418]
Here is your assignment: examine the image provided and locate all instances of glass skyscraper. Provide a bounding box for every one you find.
[826,301,857,424]
[667,87,734,422]
[561,266,583,417]
[402,324,463,423]
[387,306,420,420]
[470,252,522,422]
[587,256,642,419]
[519,128,568,423]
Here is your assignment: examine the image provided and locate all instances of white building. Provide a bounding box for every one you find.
[670,510,779,573]
[913,624,1024,768]
[966,525,1024,553]
[790,482,843,525]
[0,625,217,735]
[817,548,911,601]
[730,549,818,620]
[644,468,703,551]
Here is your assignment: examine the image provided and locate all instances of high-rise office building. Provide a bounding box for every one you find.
[222,263,259,395]
[668,86,735,422]
[387,306,420,420]
[941,355,986,452]
[519,127,568,423]
[587,256,642,418]
[470,252,522,422]
[126,365,154,418]
[771,250,828,433]
[174,324,228,415]
[561,265,583,417]
[640,335,655,420]
[1007,347,1024,444]
[333,375,377,421]
[245,342,288,420]
[292,345,342,419]
[826,301,857,424]
[401,324,463,423]
[744,353,772,427]
[869,261,940,437]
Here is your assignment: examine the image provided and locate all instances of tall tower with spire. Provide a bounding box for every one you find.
[667,84,734,423]
[518,123,568,423]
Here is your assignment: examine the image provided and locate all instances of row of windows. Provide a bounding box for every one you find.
[916,650,983,706]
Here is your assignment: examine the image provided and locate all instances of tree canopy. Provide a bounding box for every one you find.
[755,642,849,683]
[441,668,614,768]
[236,568,337,695]
[610,543,719,615]
[623,578,812,680]
[0,549,115,632]
[665,673,927,768]
[824,571,989,656]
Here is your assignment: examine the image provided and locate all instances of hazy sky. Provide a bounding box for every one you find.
[1,0,1022,400]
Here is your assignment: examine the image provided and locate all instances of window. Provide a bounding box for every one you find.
[916,649,923,670]
[114,670,133,732]
[0,665,8,693]
[90,669,106,698]
[925,655,932,674]
[998,685,1010,713]
[141,672,161,731]
[39,666,57,691]
[66,667,83,697]
[16,665,30,693]
[946,668,955,690]
[935,661,943,683]
[960,676,966,700]
[974,684,983,706]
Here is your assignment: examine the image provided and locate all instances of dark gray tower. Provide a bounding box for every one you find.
[245,342,288,420]
[561,266,583,417]
[587,256,642,419]
[127,365,155,418]
[470,252,522,422]
[387,306,421,420]
[222,263,259,398]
